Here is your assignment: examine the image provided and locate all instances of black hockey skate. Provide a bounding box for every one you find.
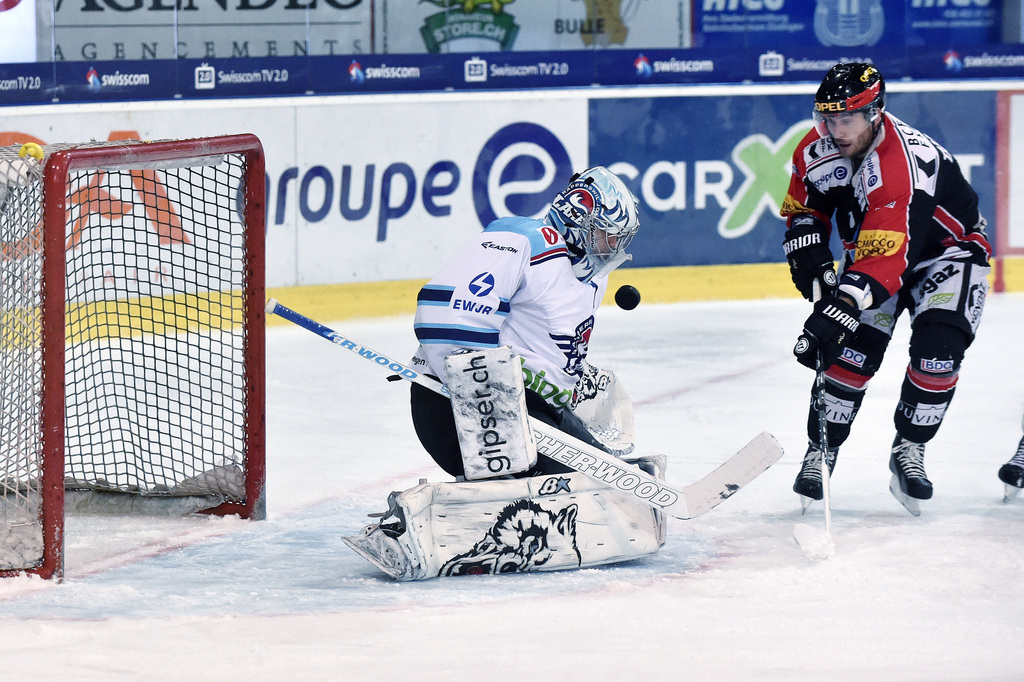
[793,442,837,510]
[889,435,932,516]
[997,435,1024,503]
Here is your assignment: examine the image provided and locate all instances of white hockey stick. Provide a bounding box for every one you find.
[266,298,784,521]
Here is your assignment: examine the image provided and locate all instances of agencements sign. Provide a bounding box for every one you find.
[37,0,371,61]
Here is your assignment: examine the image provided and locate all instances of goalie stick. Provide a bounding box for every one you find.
[266,298,784,521]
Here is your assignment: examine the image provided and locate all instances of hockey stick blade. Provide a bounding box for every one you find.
[266,298,784,520]
[793,522,835,560]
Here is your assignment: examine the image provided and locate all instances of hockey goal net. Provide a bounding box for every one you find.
[0,134,266,581]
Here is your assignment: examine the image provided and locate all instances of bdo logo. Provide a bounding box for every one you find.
[472,122,573,228]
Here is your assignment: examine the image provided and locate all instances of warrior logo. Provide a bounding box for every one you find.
[439,499,581,576]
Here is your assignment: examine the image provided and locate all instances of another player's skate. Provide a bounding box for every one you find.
[889,435,932,516]
[793,442,837,512]
[998,436,1024,503]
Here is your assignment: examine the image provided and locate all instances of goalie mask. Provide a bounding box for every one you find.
[547,167,640,283]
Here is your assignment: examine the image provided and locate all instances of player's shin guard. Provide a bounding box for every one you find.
[897,321,968,443]
[343,456,667,581]
[894,367,958,444]
[804,374,865,451]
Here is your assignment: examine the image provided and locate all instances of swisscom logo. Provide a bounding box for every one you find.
[84,67,151,91]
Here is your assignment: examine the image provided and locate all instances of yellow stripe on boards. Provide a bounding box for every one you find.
[265,257,1024,325]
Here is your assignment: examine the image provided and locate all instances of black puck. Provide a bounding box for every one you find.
[614,285,641,310]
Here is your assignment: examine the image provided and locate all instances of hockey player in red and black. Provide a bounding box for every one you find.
[780,63,991,515]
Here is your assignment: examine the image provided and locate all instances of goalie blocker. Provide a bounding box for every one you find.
[344,455,667,580]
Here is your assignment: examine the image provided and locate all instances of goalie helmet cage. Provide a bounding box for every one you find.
[0,134,267,581]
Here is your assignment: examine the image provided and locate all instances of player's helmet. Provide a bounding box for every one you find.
[547,167,640,283]
[813,63,885,138]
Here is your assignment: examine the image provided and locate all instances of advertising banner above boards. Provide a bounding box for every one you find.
[30,0,691,63]
[12,0,1004,64]
[374,0,691,53]
[37,0,371,62]
[0,85,1002,290]
[2,44,1024,105]
[694,0,1002,50]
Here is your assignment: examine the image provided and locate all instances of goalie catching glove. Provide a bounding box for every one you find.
[783,216,837,301]
[794,295,860,370]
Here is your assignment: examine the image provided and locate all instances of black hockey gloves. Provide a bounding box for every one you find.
[783,217,836,301]
[794,296,861,370]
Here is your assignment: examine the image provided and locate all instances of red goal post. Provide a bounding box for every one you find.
[0,134,266,581]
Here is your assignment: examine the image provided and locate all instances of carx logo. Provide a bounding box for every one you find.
[606,119,814,240]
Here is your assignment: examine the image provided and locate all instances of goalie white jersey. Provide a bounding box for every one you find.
[413,216,607,410]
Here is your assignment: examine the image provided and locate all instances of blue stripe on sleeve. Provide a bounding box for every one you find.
[414,324,500,347]
[417,285,455,306]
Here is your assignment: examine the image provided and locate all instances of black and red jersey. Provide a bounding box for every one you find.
[781,112,991,307]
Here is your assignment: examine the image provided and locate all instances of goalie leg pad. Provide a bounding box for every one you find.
[444,347,537,480]
[343,455,668,581]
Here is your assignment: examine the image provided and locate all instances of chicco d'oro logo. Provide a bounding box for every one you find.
[472,122,572,228]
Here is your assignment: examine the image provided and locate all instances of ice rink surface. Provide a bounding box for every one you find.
[1,292,1022,681]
